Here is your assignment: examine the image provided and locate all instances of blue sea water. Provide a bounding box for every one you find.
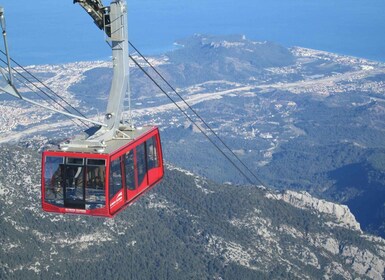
[3,0,385,65]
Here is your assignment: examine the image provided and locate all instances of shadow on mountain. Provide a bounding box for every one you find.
[328,162,385,238]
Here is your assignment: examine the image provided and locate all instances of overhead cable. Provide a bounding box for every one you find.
[0,50,90,121]
[0,53,89,128]
[129,42,270,187]
[129,54,258,185]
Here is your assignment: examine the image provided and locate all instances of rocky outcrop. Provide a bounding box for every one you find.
[272,190,361,231]
[265,189,385,278]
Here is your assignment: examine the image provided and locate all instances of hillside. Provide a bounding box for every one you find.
[1,34,385,239]
[0,145,384,279]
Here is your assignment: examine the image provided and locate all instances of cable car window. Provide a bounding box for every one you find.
[67,158,84,165]
[109,158,122,199]
[85,160,106,209]
[64,165,84,204]
[44,156,64,206]
[87,159,106,166]
[136,142,147,187]
[124,150,136,190]
[146,136,159,170]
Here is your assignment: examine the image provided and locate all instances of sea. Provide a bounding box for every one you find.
[3,0,385,65]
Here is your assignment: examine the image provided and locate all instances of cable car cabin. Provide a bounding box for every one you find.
[41,126,164,217]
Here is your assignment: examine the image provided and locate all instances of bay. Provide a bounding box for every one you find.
[3,0,385,65]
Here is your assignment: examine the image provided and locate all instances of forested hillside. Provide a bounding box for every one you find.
[0,145,384,279]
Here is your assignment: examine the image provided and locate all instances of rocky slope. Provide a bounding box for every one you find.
[0,145,384,279]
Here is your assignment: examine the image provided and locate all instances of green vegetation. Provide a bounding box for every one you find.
[0,145,382,279]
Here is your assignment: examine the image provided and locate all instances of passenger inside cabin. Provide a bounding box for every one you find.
[111,171,122,186]
[94,176,103,189]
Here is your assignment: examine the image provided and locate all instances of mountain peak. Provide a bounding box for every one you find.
[167,34,295,76]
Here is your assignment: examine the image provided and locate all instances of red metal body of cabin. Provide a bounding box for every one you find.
[41,126,164,217]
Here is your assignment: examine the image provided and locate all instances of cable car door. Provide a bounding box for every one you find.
[63,158,85,209]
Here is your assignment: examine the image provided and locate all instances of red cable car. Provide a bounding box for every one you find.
[40,1,165,217]
[43,1,164,217]
[0,1,164,217]
[42,126,163,217]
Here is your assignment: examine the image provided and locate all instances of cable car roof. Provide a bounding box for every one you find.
[46,126,157,156]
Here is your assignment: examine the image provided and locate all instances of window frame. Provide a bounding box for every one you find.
[146,136,159,170]
[124,149,137,191]
[109,157,123,200]
[136,141,148,188]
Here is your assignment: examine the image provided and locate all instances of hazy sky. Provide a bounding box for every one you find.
[3,0,385,64]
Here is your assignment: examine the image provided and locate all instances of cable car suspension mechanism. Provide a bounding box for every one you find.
[0,1,133,150]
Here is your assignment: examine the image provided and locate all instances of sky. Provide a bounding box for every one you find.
[2,0,385,65]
